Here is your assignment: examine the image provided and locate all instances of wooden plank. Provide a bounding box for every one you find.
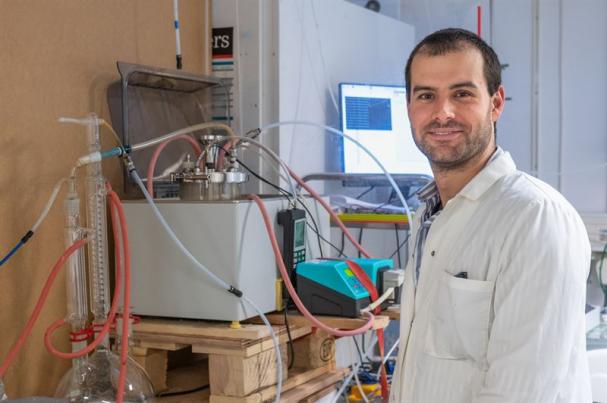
[132,321,311,357]
[299,384,338,403]
[252,325,311,355]
[209,344,288,397]
[158,389,210,403]
[134,319,275,340]
[135,333,248,354]
[132,348,168,392]
[157,357,210,401]
[152,351,212,402]
[278,368,349,402]
[255,366,331,402]
[132,346,148,356]
[293,330,336,370]
[208,366,331,403]
[192,326,310,357]
[209,395,260,403]
[251,311,390,330]
[138,340,189,351]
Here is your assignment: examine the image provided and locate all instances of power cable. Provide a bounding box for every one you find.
[357,228,364,259]
[389,233,410,260]
[215,144,332,259]
[283,302,296,370]
[157,384,209,397]
[354,186,375,200]
[305,221,346,259]
[352,336,365,365]
[339,231,346,258]
[394,224,402,268]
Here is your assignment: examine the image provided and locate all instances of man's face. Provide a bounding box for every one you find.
[407,47,504,171]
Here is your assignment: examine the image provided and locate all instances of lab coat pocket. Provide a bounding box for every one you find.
[424,271,494,365]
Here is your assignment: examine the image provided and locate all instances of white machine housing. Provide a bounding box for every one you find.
[123,196,329,321]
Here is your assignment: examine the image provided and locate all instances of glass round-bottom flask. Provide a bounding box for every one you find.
[55,347,155,403]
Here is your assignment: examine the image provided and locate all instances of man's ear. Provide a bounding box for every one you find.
[491,85,505,122]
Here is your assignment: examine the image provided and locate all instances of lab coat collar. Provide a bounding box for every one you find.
[457,147,517,201]
[417,147,517,203]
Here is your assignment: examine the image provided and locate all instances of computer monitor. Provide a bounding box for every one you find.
[339,83,432,176]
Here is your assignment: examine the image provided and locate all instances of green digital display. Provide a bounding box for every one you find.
[294,219,305,249]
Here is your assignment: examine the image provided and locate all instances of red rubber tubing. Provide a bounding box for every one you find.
[43,184,131,403]
[248,194,374,336]
[107,185,131,403]
[345,260,389,398]
[477,5,482,37]
[287,168,372,258]
[0,239,88,378]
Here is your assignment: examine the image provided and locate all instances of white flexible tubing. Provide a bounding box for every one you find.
[353,369,371,403]
[32,178,68,232]
[258,120,413,227]
[130,122,236,152]
[130,169,231,296]
[330,335,380,403]
[375,337,400,386]
[360,288,394,314]
[249,194,375,337]
[331,363,360,403]
[240,296,282,402]
[129,167,283,403]
[385,338,400,362]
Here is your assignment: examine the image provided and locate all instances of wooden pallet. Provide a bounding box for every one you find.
[209,367,349,403]
[249,310,391,330]
[130,318,348,402]
[132,318,310,358]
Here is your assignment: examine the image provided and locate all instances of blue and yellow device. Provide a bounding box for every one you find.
[295,258,393,317]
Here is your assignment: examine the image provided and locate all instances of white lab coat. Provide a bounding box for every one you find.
[390,149,592,403]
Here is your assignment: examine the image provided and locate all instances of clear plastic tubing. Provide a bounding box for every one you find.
[259,120,413,226]
[84,113,111,345]
[63,178,88,358]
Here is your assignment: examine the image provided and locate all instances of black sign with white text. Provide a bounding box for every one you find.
[212,27,233,57]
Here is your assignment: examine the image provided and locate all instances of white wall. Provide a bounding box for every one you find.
[212,0,280,194]
[492,0,534,174]
[496,0,607,212]
[558,0,607,212]
[346,0,403,20]
[379,0,607,213]
[278,0,415,179]
[399,0,491,42]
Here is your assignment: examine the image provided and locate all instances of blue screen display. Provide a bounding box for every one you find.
[345,96,392,131]
[339,83,433,176]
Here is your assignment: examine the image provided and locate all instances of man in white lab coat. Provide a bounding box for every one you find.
[390,28,592,402]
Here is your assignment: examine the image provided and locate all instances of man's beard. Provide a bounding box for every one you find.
[413,113,493,172]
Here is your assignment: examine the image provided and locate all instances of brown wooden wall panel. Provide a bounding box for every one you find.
[0,1,211,397]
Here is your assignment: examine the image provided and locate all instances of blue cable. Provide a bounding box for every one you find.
[0,230,33,267]
[0,241,25,266]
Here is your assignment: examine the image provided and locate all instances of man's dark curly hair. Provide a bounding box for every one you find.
[405,28,502,102]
